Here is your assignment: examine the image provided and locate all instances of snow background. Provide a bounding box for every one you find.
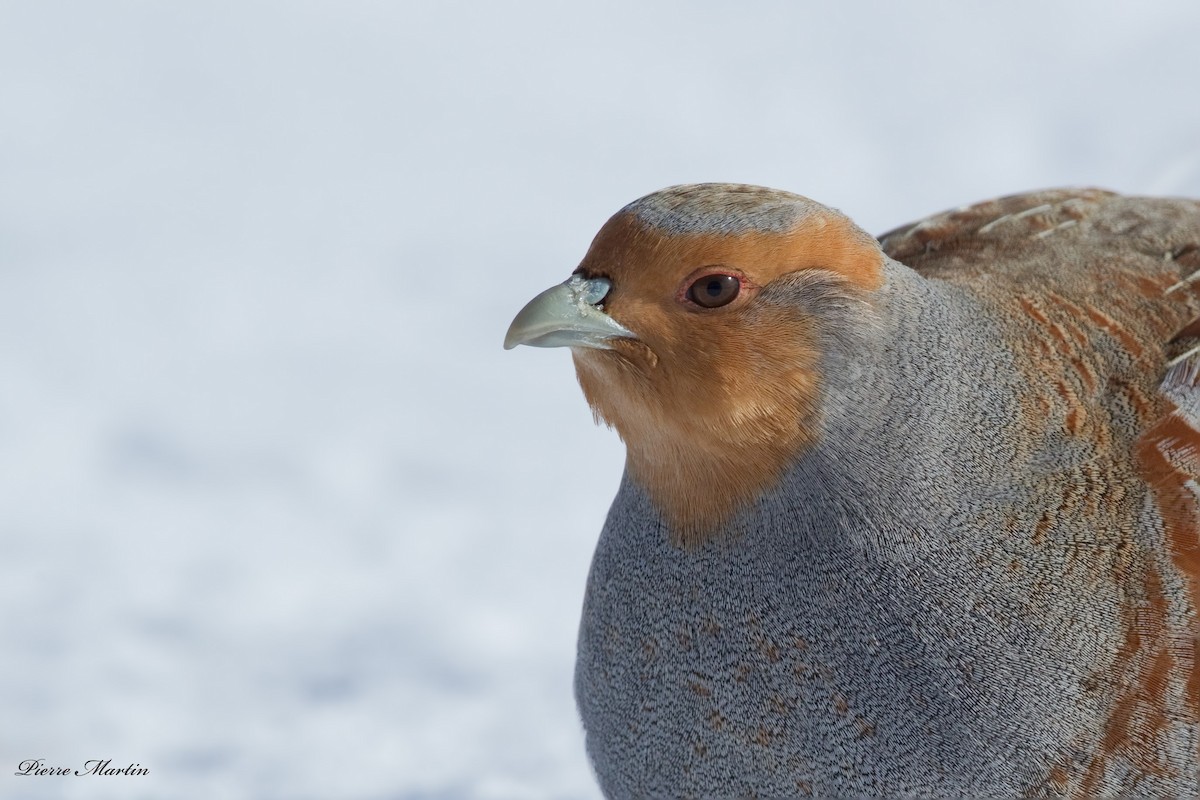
[2,2,1199,798]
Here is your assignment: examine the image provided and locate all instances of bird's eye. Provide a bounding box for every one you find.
[687,274,741,308]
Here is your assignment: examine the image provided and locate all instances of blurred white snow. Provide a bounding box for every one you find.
[2,2,1199,798]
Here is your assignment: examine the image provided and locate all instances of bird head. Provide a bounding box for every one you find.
[506,184,886,543]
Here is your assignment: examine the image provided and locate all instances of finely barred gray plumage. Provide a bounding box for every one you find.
[505,184,1200,797]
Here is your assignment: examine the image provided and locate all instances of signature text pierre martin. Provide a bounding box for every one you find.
[16,759,148,777]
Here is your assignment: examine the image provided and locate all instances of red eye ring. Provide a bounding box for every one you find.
[686,273,741,308]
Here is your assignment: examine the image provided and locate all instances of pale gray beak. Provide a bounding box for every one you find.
[504,275,636,350]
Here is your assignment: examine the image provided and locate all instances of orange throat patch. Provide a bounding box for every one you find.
[572,331,824,546]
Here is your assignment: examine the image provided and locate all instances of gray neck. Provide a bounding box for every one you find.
[750,258,1024,556]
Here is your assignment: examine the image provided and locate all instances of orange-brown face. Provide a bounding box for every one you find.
[566,207,885,543]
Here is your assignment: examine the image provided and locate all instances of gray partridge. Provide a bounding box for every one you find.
[504,184,1200,797]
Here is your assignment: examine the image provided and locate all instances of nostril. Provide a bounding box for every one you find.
[572,275,614,306]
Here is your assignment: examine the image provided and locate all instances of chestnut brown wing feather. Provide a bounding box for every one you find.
[879,188,1200,347]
